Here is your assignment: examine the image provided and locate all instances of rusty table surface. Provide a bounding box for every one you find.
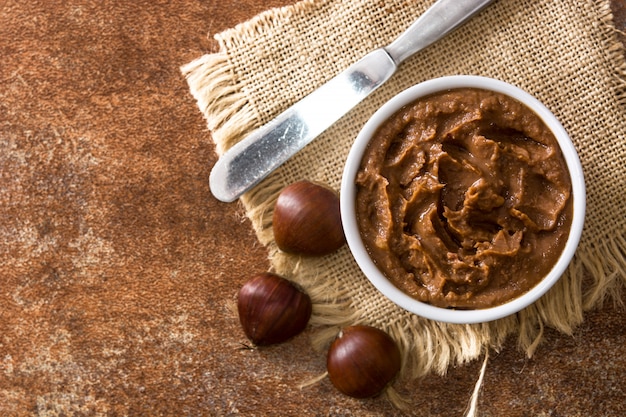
[1,1,625,416]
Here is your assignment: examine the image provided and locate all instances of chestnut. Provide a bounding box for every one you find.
[237,272,312,346]
[326,325,401,398]
[272,180,345,256]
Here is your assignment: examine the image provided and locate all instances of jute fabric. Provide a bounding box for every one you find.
[183,0,626,388]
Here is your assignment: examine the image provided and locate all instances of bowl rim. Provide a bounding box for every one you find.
[340,75,586,324]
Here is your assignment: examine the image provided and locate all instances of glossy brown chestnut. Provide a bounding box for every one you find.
[237,272,312,346]
[326,325,402,398]
[272,180,345,256]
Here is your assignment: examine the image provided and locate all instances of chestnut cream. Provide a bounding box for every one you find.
[355,88,573,309]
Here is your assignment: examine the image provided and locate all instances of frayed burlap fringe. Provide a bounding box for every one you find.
[181,54,285,236]
[181,54,258,156]
[596,0,626,107]
[465,350,490,417]
[182,0,626,412]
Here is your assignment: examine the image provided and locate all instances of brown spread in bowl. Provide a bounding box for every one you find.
[355,88,573,309]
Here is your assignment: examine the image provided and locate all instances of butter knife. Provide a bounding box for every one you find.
[210,0,496,202]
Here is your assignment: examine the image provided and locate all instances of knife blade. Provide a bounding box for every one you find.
[210,0,496,202]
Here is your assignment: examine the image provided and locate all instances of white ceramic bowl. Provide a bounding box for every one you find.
[341,75,586,324]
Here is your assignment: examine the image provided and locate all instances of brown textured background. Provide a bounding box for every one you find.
[1,1,625,416]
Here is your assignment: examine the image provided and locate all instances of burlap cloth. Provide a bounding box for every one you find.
[183,0,626,395]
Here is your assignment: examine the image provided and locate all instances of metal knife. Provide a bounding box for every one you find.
[210,0,496,202]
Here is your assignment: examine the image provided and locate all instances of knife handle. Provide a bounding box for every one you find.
[385,0,495,64]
